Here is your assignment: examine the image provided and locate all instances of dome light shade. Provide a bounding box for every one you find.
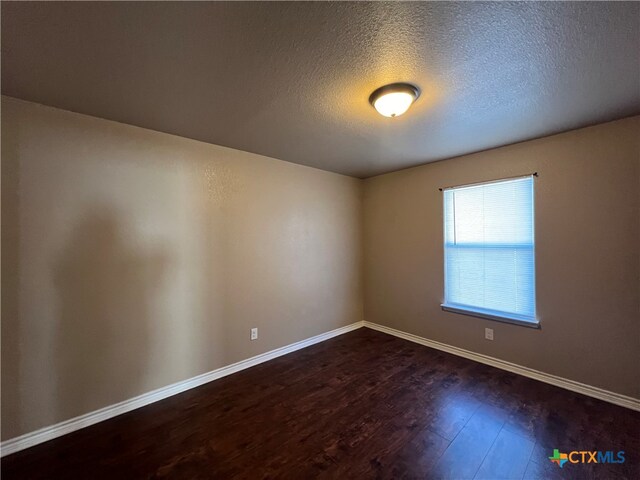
[369,83,420,118]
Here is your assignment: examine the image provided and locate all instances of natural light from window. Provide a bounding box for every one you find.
[442,176,537,326]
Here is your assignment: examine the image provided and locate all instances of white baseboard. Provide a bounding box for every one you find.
[4,319,637,458]
[0,321,364,458]
[363,321,640,412]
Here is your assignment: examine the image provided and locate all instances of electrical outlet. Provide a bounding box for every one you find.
[251,328,258,341]
[485,328,494,341]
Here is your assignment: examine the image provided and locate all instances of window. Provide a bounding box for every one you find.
[442,175,537,327]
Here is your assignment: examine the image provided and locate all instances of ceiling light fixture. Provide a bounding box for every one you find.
[369,83,420,118]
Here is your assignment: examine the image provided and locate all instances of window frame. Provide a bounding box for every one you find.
[440,175,540,329]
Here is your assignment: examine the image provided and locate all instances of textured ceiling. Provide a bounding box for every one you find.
[2,2,639,178]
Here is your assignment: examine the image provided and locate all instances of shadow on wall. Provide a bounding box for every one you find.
[1,108,22,440]
[53,206,169,421]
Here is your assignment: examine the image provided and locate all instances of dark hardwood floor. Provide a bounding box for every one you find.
[2,328,639,479]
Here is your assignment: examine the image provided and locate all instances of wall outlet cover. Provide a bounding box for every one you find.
[485,328,494,341]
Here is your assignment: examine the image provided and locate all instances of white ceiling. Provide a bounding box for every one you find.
[2,2,639,178]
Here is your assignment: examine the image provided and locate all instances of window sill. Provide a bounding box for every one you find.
[441,304,540,329]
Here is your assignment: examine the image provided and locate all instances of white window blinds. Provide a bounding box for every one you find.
[443,176,536,324]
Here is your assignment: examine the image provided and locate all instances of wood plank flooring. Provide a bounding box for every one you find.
[2,328,639,479]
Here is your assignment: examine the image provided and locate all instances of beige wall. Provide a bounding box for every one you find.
[364,116,640,399]
[2,95,638,443]
[1,97,363,440]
